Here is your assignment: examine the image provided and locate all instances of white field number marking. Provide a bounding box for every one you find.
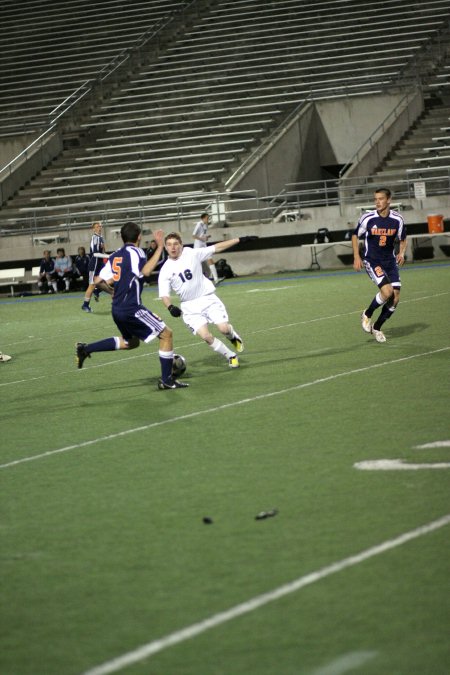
[355,440,450,471]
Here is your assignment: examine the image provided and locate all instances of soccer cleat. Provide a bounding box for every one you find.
[81,303,92,312]
[372,328,386,343]
[158,377,189,390]
[93,289,100,302]
[214,277,226,286]
[76,342,91,368]
[230,334,244,353]
[361,311,372,334]
[228,355,240,368]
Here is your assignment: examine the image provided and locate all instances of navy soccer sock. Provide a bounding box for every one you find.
[373,303,396,330]
[365,292,385,318]
[159,350,174,382]
[86,337,117,353]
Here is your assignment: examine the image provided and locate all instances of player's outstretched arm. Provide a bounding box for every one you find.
[141,229,165,277]
[213,235,259,254]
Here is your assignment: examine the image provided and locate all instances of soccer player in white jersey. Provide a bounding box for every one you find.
[159,232,255,368]
[352,187,407,343]
[192,212,223,285]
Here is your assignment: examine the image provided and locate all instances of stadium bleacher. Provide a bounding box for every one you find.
[0,0,449,230]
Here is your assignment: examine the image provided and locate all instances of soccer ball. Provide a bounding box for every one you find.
[172,353,187,378]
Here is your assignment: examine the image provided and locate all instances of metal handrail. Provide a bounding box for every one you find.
[225,98,312,189]
[0,126,56,179]
[338,88,420,178]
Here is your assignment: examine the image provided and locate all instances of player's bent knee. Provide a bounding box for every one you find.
[126,336,140,350]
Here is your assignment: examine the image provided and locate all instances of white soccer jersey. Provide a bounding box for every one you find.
[192,219,208,248]
[158,246,216,302]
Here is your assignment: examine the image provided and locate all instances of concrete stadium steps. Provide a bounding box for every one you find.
[371,94,450,183]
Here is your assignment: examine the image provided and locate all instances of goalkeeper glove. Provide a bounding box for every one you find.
[239,236,259,244]
[168,304,182,317]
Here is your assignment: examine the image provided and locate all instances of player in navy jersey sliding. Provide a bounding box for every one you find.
[81,221,107,312]
[76,222,188,390]
[352,188,407,343]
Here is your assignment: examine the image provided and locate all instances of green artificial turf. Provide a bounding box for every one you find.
[1,263,449,675]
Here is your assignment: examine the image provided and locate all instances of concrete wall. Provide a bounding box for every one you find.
[314,92,411,164]
[0,135,34,169]
[230,92,411,201]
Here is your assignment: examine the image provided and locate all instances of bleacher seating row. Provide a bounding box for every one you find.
[0,0,190,135]
[0,0,449,229]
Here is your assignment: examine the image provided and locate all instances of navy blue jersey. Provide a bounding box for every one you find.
[90,232,105,256]
[39,257,55,274]
[354,209,406,262]
[99,244,147,313]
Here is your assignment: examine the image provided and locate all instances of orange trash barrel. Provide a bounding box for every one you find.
[427,214,444,233]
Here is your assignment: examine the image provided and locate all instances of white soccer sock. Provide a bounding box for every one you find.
[210,337,235,359]
[209,263,219,283]
[224,324,236,340]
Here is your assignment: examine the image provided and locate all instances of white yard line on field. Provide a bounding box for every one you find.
[355,459,450,470]
[1,347,448,471]
[309,650,378,675]
[414,440,450,448]
[82,514,450,675]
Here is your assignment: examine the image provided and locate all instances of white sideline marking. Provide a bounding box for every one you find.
[355,459,450,470]
[1,347,448,471]
[310,650,378,675]
[415,440,450,449]
[247,286,293,292]
[82,515,450,675]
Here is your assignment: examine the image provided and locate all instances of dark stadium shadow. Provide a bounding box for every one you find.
[387,322,429,337]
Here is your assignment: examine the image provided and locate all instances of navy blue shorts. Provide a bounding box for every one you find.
[113,306,166,344]
[363,257,401,289]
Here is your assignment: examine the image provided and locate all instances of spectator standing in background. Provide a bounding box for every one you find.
[82,221,106,312]
[192,212,224,285]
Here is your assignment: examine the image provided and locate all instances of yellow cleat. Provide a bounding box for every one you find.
[228,355,240,368]
[231,335,244,352]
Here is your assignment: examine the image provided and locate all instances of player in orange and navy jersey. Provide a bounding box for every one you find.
[352,188,407,343]
[76,222,188,390]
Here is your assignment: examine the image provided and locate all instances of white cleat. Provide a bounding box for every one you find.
[361,311,372,334]
[372,328,386,343]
